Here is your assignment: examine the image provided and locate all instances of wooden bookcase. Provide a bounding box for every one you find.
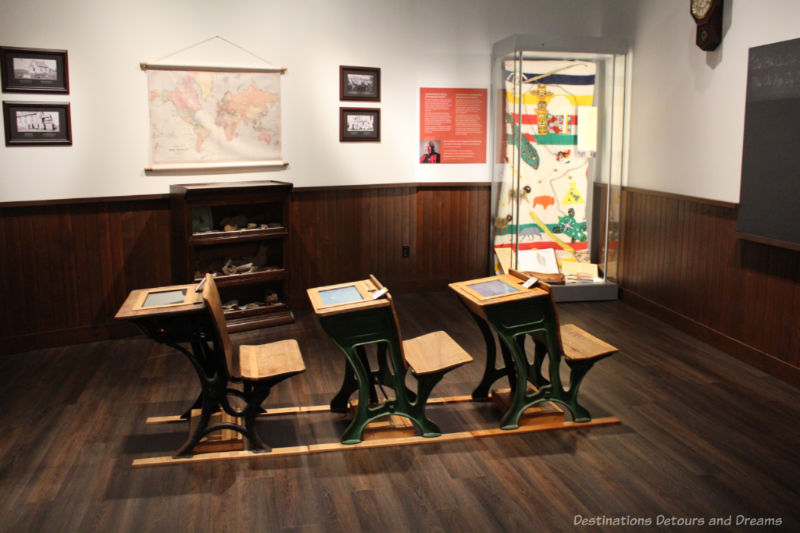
[170,180,294,332]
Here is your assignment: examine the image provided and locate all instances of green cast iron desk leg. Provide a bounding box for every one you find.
[330,343,416,412]
[456,299,549,402]
[496,328,601,427]
[337,343,440,445]
[319,306,439,444]
[493,330,550,429]
[330,345,378,412]
[460,303,509,400]
[480,299,566,430]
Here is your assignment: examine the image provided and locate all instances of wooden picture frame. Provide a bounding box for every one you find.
[3,101,72,146]
[339,107,380,142]
[339,65,380,102]
[1,46,69,94]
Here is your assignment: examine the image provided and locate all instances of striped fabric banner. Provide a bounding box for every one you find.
[505,93,594,107]
[494,59,597,269]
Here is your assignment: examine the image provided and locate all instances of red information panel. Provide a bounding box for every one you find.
[419,88,487,164]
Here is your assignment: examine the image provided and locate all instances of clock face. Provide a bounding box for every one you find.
[691,0,713,20]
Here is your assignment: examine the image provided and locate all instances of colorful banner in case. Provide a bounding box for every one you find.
[494,59,596,263]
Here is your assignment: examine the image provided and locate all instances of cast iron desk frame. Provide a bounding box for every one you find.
[449,274,579,429]
[115,283,260,456]
[308,279,441,444]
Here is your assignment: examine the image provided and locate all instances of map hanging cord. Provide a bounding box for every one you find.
[140,35,286,73]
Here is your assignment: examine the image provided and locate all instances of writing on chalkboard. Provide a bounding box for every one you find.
[746,39,800,101]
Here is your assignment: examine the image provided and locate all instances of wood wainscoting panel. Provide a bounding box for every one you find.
[289,184,491,306]
[1,184,491,354]
[415,185,490,290]
[620,188,800,387]
[289,186,417,294]
[0,197,173,353]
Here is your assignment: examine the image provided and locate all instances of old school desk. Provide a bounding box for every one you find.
[116,281,247,457]
[450,273,587,429]
[307,277,465,444]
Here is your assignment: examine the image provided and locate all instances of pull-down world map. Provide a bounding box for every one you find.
[147,69,281,167]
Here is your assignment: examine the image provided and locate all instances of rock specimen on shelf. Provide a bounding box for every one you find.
[221,259,255,275]
[219,215,248,231]
[265,291,279,304]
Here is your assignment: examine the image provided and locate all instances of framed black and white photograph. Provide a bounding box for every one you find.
[339,65,380,102]
[1,46,69,94]
[339,107,380,142]
[3,101,72,146]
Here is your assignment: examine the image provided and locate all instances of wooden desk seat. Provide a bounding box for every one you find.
[526,281,617,423]
[380,277,473,436]
[239,340,306,381]
[403,331,474,376]
[559,324,617,363]
[381,282,473,382]
[177,274,306,456]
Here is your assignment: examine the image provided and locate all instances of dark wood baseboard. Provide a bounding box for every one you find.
[621,288,800,389]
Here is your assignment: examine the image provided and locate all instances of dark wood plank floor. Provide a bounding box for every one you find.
[1,292,798,532]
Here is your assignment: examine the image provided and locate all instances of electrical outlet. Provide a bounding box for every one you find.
[402,245,410,258]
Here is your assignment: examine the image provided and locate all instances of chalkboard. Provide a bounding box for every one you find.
[738,37,800,251]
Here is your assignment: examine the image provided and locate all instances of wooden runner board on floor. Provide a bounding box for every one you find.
[132,417,620,466]
[132,393,620,467]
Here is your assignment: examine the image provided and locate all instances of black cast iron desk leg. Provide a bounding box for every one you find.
[169,335,285,457]
[177,338,218,420]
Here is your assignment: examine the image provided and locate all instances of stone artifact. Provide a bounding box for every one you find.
[265,291,279,304]
[219,215,248,231]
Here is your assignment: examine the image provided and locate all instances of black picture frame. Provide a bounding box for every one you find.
[340,107,380,142]
[1,46,69,94]
[339,66,380,102]
[3,101,72,146]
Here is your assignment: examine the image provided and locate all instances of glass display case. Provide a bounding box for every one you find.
[490,35,629,301]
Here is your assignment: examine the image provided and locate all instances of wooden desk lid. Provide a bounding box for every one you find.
[115,283,204,320]
[448,274,547,307]
[306,279,389,317]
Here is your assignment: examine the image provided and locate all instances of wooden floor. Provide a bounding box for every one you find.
[1,291,799,532]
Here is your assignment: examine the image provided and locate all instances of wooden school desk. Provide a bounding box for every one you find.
[308,277,469,444]
[116,281,236,456]
[449,273,571,429]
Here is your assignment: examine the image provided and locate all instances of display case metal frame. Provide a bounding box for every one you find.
[490,34,630,302]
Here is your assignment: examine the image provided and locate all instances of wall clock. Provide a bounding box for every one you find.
[690,0,723,51]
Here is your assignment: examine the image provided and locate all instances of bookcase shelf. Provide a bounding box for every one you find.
[170,180,294,332]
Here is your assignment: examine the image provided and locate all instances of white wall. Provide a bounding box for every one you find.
[0,0,636,202]
[629,0,800,203]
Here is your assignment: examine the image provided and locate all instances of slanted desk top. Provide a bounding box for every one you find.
[307,279,389,317]
[115,283,205,320]
[448,274,547,317]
